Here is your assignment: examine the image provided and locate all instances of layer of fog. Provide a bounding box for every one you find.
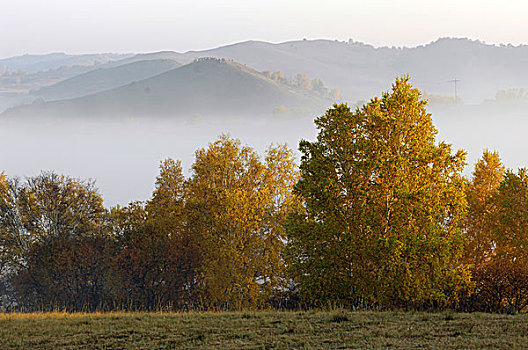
[430,104,528,172]
[1,105,526,207]
[0,115,318,207]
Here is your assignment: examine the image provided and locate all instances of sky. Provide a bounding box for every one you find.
[1,0,527,58]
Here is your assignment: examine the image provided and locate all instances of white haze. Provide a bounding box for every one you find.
[1,103,527,207]
[431,105,528,173]
[0,115,318,207]
[2,0,528,57]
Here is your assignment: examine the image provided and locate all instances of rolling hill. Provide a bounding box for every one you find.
[3,58,334,119]
[125,38,528,104]
[0,52,132,73]
[3,37,528,115]
[32,59,181,101]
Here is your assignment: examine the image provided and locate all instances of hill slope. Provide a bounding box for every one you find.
[142,38,528,103]
[32,59,181,101]
[3,58,333,119]
[4,37,528,112]
[0,53,132,73]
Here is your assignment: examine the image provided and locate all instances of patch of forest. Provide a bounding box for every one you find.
[1,77,527,313]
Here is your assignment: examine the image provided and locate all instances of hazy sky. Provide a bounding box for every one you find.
[1,0,527,57]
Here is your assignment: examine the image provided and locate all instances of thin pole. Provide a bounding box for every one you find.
[449,78,460,103]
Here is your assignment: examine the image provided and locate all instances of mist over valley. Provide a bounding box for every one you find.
[6,1,528,343]
[1,38,528,207]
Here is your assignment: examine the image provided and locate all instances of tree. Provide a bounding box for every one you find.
[186,135,298,309]
[146,158,187,232]
[11,172,105,244]
[3,172,110,310]
[0,172,19,309]
[110,160,200,310]
[467,169,528,313]
[464,150,505,266]
[14,234,114,311]
[493,169,528,262]
[0,172,106,273]
[330,88,341,100]
[0,175,32,276]
[271,71,284,81]
[0,172,15,274]
[287,77,470,308]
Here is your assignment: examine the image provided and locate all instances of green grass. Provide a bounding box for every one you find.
[1,310,528,349]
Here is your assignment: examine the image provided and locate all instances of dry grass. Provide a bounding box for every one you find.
[1,310,527,349]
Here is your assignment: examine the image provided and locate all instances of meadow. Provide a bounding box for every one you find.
[1,310,527,349]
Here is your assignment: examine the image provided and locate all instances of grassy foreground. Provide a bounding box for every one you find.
[1,310,527,349]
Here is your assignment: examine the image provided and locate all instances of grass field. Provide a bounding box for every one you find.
[1,310,527,349]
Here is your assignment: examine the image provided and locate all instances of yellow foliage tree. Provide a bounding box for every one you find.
[146,159,187,238]
[109,160,200,309]
[186,135,298,309]
[464,150,505,266]
[469,168,528,312]
[287,77,470,308]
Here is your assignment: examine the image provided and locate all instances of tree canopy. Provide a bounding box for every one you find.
[2,77,528,313]
[287,76,470,308]
[187,135,298,309]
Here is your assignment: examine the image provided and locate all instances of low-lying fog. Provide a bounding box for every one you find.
[430,104,528,174]
[0,115,318,207]
[1,105,526,207]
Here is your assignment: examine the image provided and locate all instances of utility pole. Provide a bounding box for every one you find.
[448,78,460,103]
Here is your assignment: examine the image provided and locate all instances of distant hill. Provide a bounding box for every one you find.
[3,58,334,119]
[107,51,184,67]
[0,53,136,111]
[3,37,528,112]
[141,38,528,104]
[32,59,181,101]
[0,53,132,73]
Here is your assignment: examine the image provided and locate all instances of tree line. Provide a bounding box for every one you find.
[1,76,527,312]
